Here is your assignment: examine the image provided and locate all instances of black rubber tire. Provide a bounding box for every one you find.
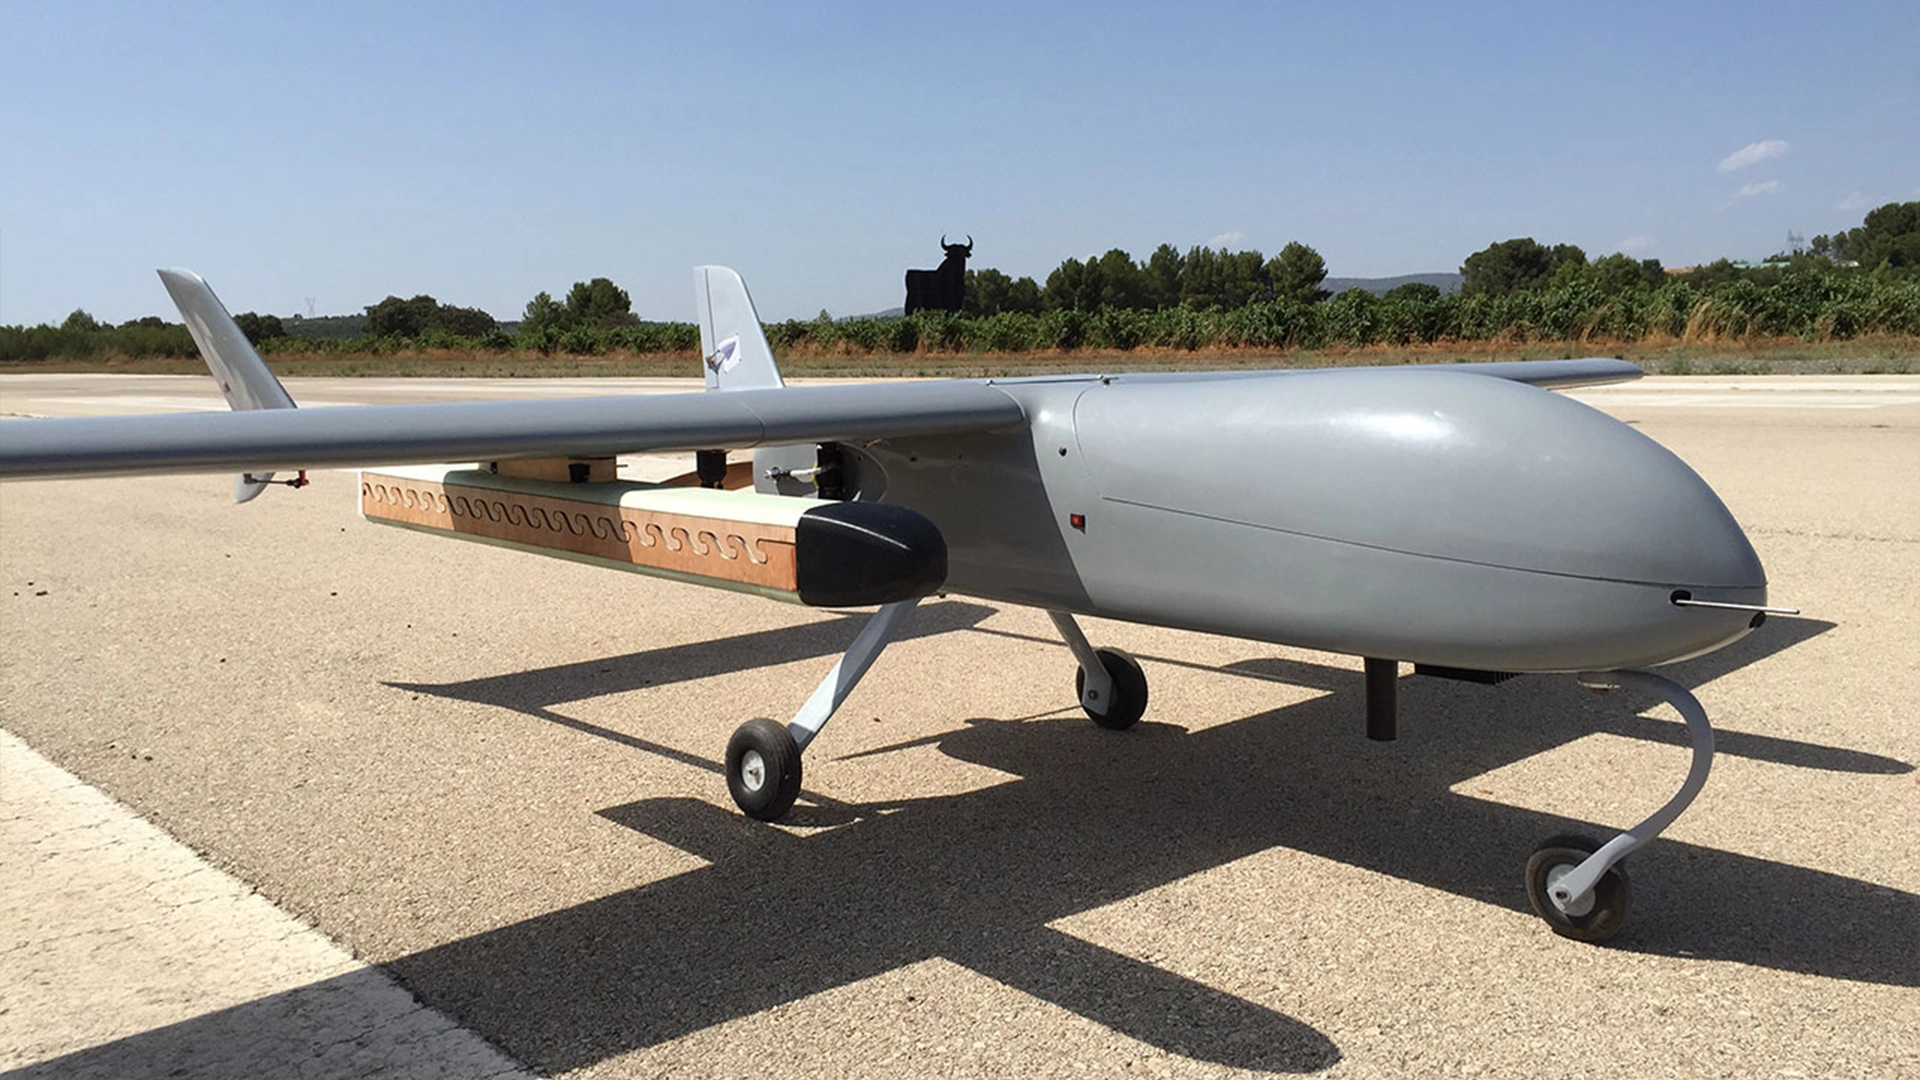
[1525,833,1631,944]
[1075,648,1149,731]
[725,718,802,821]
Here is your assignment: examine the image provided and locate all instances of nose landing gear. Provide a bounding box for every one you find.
[1526,833,1633,943]
[1524,670,1714,943]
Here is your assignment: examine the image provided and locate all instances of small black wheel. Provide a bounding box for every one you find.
[1525,833,1631,943]
[725,718,802,821]
[1075,648,1149,731]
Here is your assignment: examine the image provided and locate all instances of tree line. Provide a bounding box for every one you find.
[962,240,1333,316]
[4,202,1916,364]
[760,270,1918,354]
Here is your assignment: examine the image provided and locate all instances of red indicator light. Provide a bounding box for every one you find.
[1069,513,1086,529]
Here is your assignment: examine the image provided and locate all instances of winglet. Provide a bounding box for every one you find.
[693,266,784,392]
[156,269,298,502]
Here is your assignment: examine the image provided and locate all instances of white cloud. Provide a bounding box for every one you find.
[1207,231,1245,249]
[1834,191,1871,212]
[1716,180,1784,211]
[1615,235,1657,254]
[1717,139,1789,172]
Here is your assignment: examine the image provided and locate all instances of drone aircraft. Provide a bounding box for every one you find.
[0,266,1793,942]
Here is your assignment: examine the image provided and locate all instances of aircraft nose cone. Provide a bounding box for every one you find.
[1483,382,1766,593]
[1318,369,1768,592]
[1072,368,1768,670]
[1081,369,1767,592]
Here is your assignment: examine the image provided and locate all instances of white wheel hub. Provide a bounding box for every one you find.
[740,749,767,793]
[1545,862,1596,917]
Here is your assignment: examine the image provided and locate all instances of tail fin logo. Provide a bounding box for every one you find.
[705,336,742,376]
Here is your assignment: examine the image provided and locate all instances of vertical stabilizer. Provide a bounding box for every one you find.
[156,268,298,502]
[693,266,784,392]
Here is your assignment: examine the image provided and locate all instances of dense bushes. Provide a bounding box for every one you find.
[6,266,1917,365]
[713,273,1919,354]
[0,318,197,362]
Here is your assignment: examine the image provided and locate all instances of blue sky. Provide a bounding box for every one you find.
[2,0,1916,325]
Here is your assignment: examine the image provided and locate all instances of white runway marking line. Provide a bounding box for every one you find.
[1575,394,1920,409]
[0,728,533,1080]
[1573,376,1920,410]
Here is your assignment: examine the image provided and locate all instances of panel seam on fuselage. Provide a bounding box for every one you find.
[1095,496,1764,591]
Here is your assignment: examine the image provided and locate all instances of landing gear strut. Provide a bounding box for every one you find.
[1524,669,1714,942]
[1050,611,1148,730]
[724,598,921,820]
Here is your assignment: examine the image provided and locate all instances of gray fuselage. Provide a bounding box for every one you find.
[847,368,1765,673]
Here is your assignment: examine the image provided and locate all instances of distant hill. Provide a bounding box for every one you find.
[1322,272,1462,296]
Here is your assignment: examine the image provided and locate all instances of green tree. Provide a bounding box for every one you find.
[1461,238,1586,296]
[966,268,1015,315]
[1093,249,1148,309]
[1144,243,1184,308]
[1546,244,1590,289]
[1218,249,1268,308]
[1045,257,1104,311]
[563,277,640,328]
[433,304,497,336]
[1686,258,1745,290]
[964,268,1043,315]
[1383,281,1441,303]
[1586,253,1664,294]
[365,295,441,337]
[1266,242,1330,303]
[1004,275,1043,314]
[60,309,101,333]
[232,312,286,344]
[522,291,563,333]
[1837,201,1920,272]
[962,268,991,315]
[1179,247,1224,309]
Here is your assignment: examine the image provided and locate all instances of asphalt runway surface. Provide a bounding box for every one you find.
[3,373,1917,1078]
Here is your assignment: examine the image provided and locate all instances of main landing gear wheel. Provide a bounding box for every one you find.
[1076,648,1149,731]
[1526,833,1632,944]
[726,718,801,821]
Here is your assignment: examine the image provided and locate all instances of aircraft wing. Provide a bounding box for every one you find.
[0,358,1634,482]
[1414,358,1642,388]
[0,382,1028,481]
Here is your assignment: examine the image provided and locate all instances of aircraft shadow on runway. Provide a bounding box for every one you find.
[384,601,999,781]
[31,609,1914,1079]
